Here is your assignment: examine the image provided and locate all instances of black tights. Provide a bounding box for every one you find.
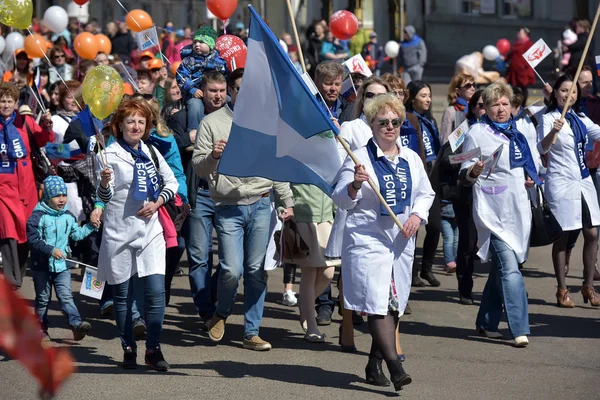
[368,314,398,361]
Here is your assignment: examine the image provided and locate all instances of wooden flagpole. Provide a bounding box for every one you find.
[284,0,405,232]
[553,3,600,144]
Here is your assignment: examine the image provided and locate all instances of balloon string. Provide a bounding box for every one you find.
[114,0,187,82]
[26,28,83,111]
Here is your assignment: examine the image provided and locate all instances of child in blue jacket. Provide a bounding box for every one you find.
[27,176,99,341]
[176,25,229,137]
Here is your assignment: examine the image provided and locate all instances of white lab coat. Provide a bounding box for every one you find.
[537,110,600,231]
[332,142,434,316]
[460,122,532,263]
[97,141,179,285]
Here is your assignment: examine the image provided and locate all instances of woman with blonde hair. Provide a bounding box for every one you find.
[440,73,476,144]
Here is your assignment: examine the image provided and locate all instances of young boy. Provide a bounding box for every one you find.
[176,25,228,136]
[27,176,99,341]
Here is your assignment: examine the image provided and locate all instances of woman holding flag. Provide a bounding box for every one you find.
[332,93,434,391]
[538,75,600,308]
[461,82,539,346]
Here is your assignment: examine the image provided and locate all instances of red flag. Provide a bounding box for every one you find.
[0,276,75,399]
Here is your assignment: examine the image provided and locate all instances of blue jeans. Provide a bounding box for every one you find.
[113,273,165,350]
[214,197,270,338]
[185,189,217,317]
[441,217,459,264]
[186,97,206,133]
[32,269,82,329]
[476,235,530,338]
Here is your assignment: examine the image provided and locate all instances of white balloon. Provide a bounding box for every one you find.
[67,2,90,24]
[384,41,400,58]
[5,32,24,56]
[43,6,69,33]
[0,36,5,56]
[482,45,500,61]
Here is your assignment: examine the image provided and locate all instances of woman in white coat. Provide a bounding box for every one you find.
[460,82,541,347]
[332,94,434,391]
[96,100,179,371]
[538,74,600,308]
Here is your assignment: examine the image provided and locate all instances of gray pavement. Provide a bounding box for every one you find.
[1,232,599,400]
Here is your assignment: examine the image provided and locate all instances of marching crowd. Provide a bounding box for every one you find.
[2,14,600,394]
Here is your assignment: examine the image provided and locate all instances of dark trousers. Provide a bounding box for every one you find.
[316,284,335,314]
[416,195,441,274]
[454,199,478,298]
[0,238,29,288]
[283,263,296,285]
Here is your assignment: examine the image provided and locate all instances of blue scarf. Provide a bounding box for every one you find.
[562,109,590,179]
[0,112,27,173]
[482,115,543,184]
[456,97,469,114]
[71,106,103,153]
[146,131,172,156]
[366,138,412,216]
[118,139,161,201]
[413,111,440,162]
[399,119,421,154]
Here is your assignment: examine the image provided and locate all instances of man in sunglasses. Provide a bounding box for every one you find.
[49,46,73,85]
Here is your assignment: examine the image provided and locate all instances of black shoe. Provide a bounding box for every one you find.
[365,357,391,387]
[411,275,426,287]
[316,308,332,326]
[404,303,412,315]
[459,296,474,305]
[420,271,441,287]
[386,359,412,391]
[174,267,185,276]
[338,326,357,353]
[121,346,137,369]
[133,318,147,341]
[199,313,213,332]
[145,347,169,371]
[72,321,91,341]
[351,311,364,326]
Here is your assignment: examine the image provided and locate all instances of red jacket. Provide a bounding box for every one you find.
[0,114,54,243]
[506,38,536,87]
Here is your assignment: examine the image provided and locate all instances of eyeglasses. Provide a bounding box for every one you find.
[54,54,65,59]
[230,86,241,93]
[476,102,484,108]
[393,90,405,98]
[365,92,385,99]
[460,83,475,90]
[377,118,402,128]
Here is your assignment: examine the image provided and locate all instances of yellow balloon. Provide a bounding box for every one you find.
[82,66,124,120]
[0,0,33,29]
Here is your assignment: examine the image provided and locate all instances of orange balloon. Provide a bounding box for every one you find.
[24,34,48,58]
[170,61,181,75]
[95,34,112,55]
[74,32,99,60]
[126,9,153,33]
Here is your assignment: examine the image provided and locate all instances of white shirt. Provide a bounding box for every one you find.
[537,110,600,230]
[461,122,532,263]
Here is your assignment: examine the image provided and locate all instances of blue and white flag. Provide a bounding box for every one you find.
[217,5,342,195]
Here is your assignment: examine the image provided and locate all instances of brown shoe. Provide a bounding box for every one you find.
[207,316,226,342]
[243,335,272,351]
[564,248,572,276]
[581,284,600,307]
[556,288,575,308]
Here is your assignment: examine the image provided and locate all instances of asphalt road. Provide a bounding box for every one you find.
[1,230,599,400]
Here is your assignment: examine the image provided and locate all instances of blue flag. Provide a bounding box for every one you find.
[217,5,342,195]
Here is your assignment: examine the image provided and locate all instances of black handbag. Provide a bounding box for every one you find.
[24,120,55,184]
[530,186,563,247]
[148,144,190,232]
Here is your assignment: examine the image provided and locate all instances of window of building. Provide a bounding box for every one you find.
[500,0,532,18]
[459,0,532,17]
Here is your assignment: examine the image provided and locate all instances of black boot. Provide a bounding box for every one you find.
[420,264,440,287]
[365,357,391,387]
[386,358,412,391]
[411,263,425,287]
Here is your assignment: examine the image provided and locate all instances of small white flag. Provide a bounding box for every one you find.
[136,26,159,52]
[343,54,373,78]
[448,119,469,153]
[522,38,552,69]
[301,72,318,96]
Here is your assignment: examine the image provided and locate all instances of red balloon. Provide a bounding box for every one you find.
[207,0,238,21]
[496,38,511,56]
[73,0,89,5]
[215,34,247,70]
[329,10,359,41]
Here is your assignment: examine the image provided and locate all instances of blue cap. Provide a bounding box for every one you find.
[235,22,245,30]
[43,176,67,201]
[176,29,185,37]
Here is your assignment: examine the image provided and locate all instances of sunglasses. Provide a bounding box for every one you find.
[54,55,65,59]
[461,83,475,90]
[365,92,385,99]
[378,118,402,128]
[476,102,484,108]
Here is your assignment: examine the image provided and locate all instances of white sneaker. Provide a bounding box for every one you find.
[282,290,297,307]
[514,335,529,347]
